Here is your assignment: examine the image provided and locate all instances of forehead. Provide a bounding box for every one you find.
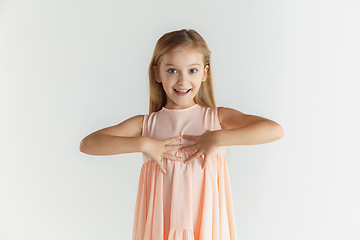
[160,48,204,67]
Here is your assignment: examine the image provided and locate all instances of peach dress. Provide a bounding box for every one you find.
[132,104,237,240]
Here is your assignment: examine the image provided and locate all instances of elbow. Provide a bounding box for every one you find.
[79,138,91,154]
[79,139,86,153]
[266,121,284,141]
[275,123,284,140]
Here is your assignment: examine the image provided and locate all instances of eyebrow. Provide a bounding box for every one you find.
[164,63,201,67]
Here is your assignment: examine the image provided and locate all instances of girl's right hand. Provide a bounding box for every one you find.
[141,136,183,174]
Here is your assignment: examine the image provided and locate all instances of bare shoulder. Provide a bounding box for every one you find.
[94,114,144,137]
[217,106,269,130]
[217,107,246,129]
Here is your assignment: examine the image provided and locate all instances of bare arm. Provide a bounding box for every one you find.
[177,107,284,168]
[79,115,146,156]
[216,107,284,146]
[79,115,183,174]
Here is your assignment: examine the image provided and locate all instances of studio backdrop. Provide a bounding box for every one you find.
[0,0,359,239]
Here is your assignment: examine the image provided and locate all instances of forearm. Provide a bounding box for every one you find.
[216,120,284,146]
[79,133,146,156]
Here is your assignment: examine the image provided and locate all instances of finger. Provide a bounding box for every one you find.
[181,134,198,141]
[160,164,167,174]
[163,136,182,144]
[179,144,198,152]
[184,151,202,164]
[165,144,184,151]
[163,153,182,161]
[202,155,210,169]
[155,160,167,174]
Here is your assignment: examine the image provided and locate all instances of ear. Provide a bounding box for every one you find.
[202,65,209,82]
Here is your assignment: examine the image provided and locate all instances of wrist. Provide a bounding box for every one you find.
[214,129,229,147]
[139,136,149,154]
[212,130,224,147]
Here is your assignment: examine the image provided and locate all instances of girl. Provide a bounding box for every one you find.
[80,29,284,240]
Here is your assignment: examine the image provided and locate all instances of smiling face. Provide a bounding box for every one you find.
[158,47,209,109]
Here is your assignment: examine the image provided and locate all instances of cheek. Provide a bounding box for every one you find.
[162,82,174,93]
[194,81,203,89]
[161,82,170,91]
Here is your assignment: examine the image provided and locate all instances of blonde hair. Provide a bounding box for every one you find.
[148,29,216,114]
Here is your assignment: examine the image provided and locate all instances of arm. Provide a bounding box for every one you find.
[79,115,146,156]
[180,107,284,168]
[216,107,284,146]
[79,115,183,174]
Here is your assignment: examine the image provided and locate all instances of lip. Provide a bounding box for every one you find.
[173,88,191,96]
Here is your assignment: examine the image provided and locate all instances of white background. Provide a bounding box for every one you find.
[1,0,359,239]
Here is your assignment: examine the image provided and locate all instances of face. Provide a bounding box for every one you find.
[158,47,209,109]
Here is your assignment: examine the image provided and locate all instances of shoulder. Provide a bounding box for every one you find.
[119,114,145,136]
[131,114,145,124]
[217,106,276,130]
[217,107,246,129]
[217,106,244,119]
[122,114,145,125]
[129,114,146,131]
[218,106,268,130]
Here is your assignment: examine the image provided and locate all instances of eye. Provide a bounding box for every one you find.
[168,68,177,73]
[189,69,197,74]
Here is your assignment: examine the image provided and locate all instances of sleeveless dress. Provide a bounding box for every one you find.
[132,104,237,240]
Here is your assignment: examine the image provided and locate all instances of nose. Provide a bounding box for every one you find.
[177,73,188,84]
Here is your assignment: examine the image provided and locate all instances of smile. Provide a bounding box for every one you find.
[174,88,191,96]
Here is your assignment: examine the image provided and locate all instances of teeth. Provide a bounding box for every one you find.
[175,89,189,93]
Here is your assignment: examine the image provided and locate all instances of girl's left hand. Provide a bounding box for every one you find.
[179,130,220,169]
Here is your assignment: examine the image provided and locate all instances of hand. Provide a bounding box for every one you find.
[142,136,183,174]
[179,130,220,169]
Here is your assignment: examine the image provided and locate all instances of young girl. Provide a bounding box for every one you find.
[80,29,284,240]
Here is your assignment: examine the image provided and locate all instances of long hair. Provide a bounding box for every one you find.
[148,29,216,114]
